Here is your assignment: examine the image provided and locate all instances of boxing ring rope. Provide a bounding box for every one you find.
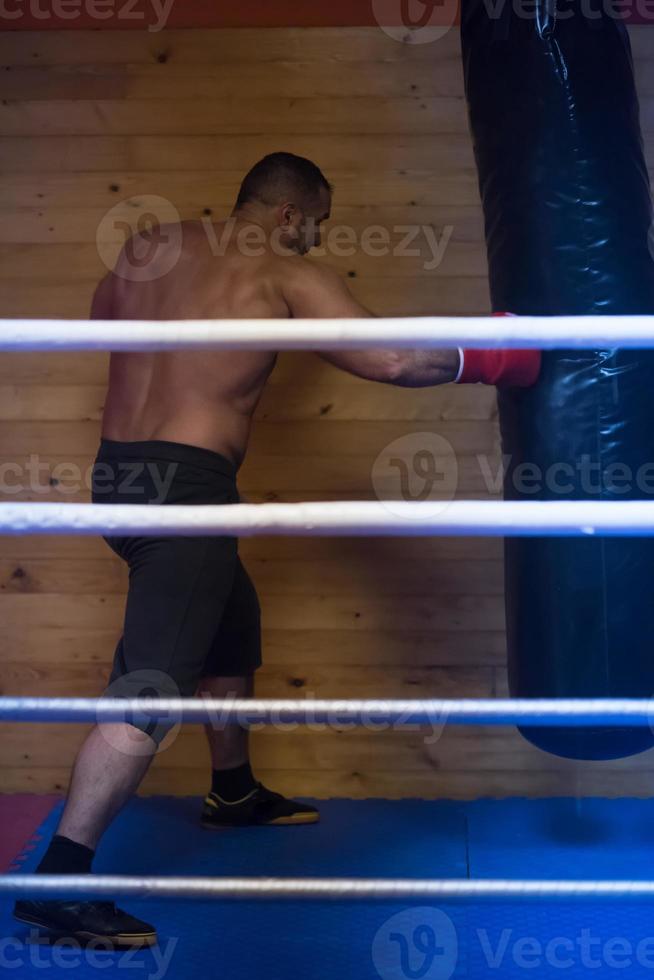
[4,875,654,902]
[5,313,654,907]
[2,696,654,727]
[3,314,654,351]
[2,500,654,537]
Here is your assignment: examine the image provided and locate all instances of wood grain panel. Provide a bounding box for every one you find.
[0,169,478,206]
[4,96,653,140]
[0,26,648,67]
[0,98,470,137]
[1,136,482,174]
[2,62,466,101]
[0,28,463,67]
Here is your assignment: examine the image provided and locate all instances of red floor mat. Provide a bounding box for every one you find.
[0,795,60,872]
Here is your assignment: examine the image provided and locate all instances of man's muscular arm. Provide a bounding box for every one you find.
[282,261,459,387]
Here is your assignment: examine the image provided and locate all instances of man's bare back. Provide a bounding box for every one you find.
[96,219,309,466]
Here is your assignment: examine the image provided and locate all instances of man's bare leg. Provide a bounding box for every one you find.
[199,674,253,770]
[57,724,157,849]
[198,674,319,827]
[14,723,159,948]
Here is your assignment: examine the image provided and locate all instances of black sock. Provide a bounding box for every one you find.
[211,762,257,802]
[36,835,95,876]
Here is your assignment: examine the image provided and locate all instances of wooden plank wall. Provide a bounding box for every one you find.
[1,27,654,798]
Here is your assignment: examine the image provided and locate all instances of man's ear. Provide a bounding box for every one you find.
[281,203,296,226]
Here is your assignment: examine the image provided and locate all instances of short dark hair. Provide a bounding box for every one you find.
[236,152,332,210]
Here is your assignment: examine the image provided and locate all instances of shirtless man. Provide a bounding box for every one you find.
[14,153,540,949]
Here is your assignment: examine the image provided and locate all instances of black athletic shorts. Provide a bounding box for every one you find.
[91,439,262,744]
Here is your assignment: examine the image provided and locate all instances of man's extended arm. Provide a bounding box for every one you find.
[282,261,541,389]
[282,260,460,387]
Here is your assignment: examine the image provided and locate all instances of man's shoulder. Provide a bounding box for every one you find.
[274,254,337,287]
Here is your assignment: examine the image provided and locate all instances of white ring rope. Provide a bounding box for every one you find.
[2,315,654,351]
[2,501,654,537]
[1,697,653,727]
[3,875,654,901]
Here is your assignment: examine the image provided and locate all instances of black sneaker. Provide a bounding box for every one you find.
[13,900,158,949]
[201,784,319,828]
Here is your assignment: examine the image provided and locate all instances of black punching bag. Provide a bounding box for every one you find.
[461,1,654,759]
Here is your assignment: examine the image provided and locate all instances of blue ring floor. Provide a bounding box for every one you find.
[3,797,654,979]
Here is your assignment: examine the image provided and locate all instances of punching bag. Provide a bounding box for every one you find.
[461,0,654,759]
